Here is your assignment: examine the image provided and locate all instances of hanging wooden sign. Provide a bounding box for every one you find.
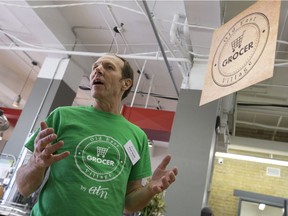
[200,0,281,106]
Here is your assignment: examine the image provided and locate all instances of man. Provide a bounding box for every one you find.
[16,54,178,215]
[201,207,214,216]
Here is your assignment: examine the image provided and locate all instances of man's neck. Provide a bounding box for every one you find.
[93,100,121,115]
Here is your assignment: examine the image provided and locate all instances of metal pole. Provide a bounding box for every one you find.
[142,0,179,96]
[145,74,154,108]
[130,60,147,107]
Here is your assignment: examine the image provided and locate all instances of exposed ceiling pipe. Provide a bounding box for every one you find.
[275,3,288,56]
[170,14,191,60]
[227,144,288,157]
[236,120,288,132]
[153,21,190,89]
[255,83,288,89]
[0,45,190,63]
[151,19,191,85]
[0,28,41,70]
[170,14,193,88]
[142,0,179,96]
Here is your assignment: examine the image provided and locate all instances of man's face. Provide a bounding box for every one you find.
[89,55,126,101]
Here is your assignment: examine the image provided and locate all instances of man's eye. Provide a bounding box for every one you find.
[106,65,114,70]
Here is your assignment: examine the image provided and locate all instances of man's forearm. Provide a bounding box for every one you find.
[15,156,47,197]
[125,183,155,213]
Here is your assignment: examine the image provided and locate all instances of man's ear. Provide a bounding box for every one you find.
[121,79,132,90]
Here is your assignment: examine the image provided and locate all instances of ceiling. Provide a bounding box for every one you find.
[0,1,287,146]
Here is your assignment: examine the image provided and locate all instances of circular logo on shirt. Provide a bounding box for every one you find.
[75,135,126,182]
[212,12,269,86]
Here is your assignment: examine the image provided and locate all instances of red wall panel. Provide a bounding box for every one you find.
[121,105,175,142]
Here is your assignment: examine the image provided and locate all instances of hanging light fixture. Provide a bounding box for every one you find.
[12,60,38,108]
[0,109,9,131]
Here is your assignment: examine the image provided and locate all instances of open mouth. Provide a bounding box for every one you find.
[93,80,104,85]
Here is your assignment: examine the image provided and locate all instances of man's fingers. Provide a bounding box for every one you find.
[168,170,176,183]
[40,121,48,130]
[45,141,64,154]
[52,151,70,163]
[151,185,162,194]
[157,154,172,170]
[161,176,170,189]
[36,141,70,167]
[172,167,178,176]
[35,122,54,146]
[37,133,57,151]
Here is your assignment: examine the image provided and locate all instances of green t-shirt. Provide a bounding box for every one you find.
[25,106,152,216]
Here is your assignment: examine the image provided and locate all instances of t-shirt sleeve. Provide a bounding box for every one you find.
[24,108,61,152]
[24,129,39,152]
[128,133,152,181]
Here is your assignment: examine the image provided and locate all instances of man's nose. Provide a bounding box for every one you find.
[94,65,103,75]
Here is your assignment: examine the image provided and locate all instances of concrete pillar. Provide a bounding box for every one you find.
[165,70,219,215]
[3,56,84,157]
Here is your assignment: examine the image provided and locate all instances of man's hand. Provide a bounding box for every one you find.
[149,154,178,194]
[33,121,70,169]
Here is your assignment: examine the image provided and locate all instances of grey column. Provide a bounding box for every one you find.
[165,89,219,216]
[3,56,84,157]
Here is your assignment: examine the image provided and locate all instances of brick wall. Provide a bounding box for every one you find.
[208,155,288,216]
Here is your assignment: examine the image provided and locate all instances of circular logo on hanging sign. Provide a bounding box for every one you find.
[212,12,270,87]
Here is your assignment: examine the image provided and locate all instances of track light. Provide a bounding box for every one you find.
[12,94,22,107]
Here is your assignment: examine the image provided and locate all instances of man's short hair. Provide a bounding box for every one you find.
[114,54,134,100]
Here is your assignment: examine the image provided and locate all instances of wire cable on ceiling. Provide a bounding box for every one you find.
[98,6,119,54]
[278,40,288,45]
[0,29,41,72]
[1,28,287,66]
[106,3,147,74]
[0,29,61,51]
[154,17,217,31]
[0,1,144,15]
[0,2,287,67]
[0,2,219,58]
[105,1,158,98]
[0,1,218,51]
[0,45,190,63]
[135,1,191,65]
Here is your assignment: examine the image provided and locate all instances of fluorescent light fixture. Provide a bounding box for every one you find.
[259,203,266,211]
[215,152,288,167]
